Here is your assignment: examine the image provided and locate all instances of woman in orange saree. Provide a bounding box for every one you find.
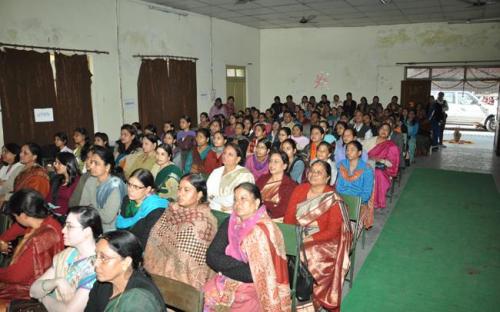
[204,182,291,311]
[284,160,353,312]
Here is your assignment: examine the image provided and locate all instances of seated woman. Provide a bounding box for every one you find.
[284,160,352,312]
[245,138,271,181]
[30,206,102,311]
[93,132,110,150]
[0,189,64,300]
[231,122,249,162]
[152,144,182,201]
[72,128,91,172]
[117,169,167,247]
[204,183,291,311]
[14,143,50,197]
[54,132,73,153]
[273,126,291,150]
[123,134,158,179]
[207,143,254,212]
[0,143,24,200]
[281,139,305,184]
[199,112,210,129]
[176,115,197,170]
[313,141,338,185]
[204,131,226,174]
[335,127,368,165]
[336,141,375,229]
[114,124,142,168]
[291,124,310,151]
[68,149,93,209]
[256,150,296,219]
[79,146,127,232]
[303,125,325,163]
[84,230,165,311]
[184,128,215,175]
[363,123,400,209]
[144,174,217,290]
[246,123,266,156]
[46,152,81,217]
[162,130,182,169]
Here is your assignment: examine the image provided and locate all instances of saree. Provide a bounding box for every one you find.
[185,146,214,175]
[153,163,182,201]
[13,165,50,197]
[0,217,64,300]
[285,186,352,312]
[367,139,400,209]
[203,207,291,311]
[256,174,297,219]
[123,151,156,179]
[336,159,375,229]
[207,166,255,212]
[52,248,96,300]
[144,203,217,290]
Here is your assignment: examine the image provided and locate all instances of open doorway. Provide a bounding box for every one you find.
[226,65,246,113]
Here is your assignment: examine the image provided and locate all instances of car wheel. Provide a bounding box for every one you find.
[485,116,496,132]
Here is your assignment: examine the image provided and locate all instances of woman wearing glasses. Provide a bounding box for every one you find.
[31,206,102,311]
[116,169,167,247]
[79,146,127,232]
[84,230,165,312]
[284,160,352,312]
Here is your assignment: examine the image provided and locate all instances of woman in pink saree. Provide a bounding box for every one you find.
[364,123,400,209]
[204,182,290,311]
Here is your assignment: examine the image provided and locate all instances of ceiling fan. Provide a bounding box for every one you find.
[459,0,497,8]
[299,15,317,24]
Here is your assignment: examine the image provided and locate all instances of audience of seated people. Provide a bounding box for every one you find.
[0,92,437,311]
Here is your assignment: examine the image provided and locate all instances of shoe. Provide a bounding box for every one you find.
[440,144,447,148]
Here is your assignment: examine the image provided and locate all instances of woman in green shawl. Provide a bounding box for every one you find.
[152,144,182,202]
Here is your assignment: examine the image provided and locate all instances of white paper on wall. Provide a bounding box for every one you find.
[34,108,54,122]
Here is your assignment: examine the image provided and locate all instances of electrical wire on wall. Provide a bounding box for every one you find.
[115,0,125,124]
[210,16,215,102]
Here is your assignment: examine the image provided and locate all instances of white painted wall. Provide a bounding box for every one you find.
[260,23,500,108]
[0,0,260,146]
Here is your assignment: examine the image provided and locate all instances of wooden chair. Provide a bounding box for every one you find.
[340,194,362,288]
[151,274,204,312]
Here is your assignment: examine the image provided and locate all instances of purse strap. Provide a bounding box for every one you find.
[296,226,310,269]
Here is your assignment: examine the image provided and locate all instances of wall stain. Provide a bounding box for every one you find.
[123,31,148,48]
[416,29,464,47]
[376,29,410,48]
[6,29,17,41]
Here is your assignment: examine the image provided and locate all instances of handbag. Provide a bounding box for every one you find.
[288,226,315,302]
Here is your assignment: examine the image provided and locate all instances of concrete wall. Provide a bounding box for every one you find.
[0,0,260,145]
[260,22,500,107]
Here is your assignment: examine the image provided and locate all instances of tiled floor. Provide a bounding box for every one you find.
[343,129,500,297]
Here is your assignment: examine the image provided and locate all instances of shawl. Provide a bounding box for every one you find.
[367,139,400,177]
[0,217,64,300]
[203,211,291,312]
[144,203,217,290]
[52,248,96,301]
[116,194,167,229]
[154,163,182,199]
[257,174,297,219]
[245,155,269,181]
[226,206,267,262]
[295,191,353,311]
[96,176,126,209]
[124,151,156,179]
[13,164,50,197]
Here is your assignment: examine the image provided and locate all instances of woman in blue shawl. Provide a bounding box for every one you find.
[116,169,167,247]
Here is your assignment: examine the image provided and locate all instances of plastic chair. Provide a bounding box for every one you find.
[211,210,230,227]
[151,274,204,312]
[340,194,362,288]
[276,222,301,312]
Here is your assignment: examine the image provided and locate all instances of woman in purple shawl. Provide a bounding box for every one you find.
[245,138,270,181]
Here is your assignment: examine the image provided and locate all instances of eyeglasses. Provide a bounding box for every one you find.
[127,182,146,191]
[94,254,121,264]
[63,223,82,230]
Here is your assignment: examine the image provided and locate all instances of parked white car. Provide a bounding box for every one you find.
[431,90,497,132]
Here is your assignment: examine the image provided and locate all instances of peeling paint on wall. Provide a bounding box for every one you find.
[376,29,410,48]
[416,29,465,48]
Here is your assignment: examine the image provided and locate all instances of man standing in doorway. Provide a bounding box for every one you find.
[428,95,444,150]
[436,92,449,148]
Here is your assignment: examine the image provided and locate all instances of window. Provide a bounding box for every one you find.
[226,68,235,77]
[226,66,245,78]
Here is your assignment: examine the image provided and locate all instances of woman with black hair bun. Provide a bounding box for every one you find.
[14,143,50,197]
[85,230,165,312]
[144,173,217,290]
[31,205,103,311]
[0,189,64,301]
[123,133,158,179]
[46,152,81,216]
[0,143,23,198]
[116,168,167,247]
[79,146,127,232]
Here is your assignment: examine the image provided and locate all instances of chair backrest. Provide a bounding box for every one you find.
[276,222,298,256]
[211,210,230,228]
[151,274,204,312]
[340,194,362,222]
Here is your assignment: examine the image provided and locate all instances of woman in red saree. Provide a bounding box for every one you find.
[13,143,50,197]
[204,182,291,311]
[284,160,353,312]
[363,122,400,209]
[0,189,64,300]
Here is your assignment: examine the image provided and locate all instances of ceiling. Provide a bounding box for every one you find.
[143,0,500,28]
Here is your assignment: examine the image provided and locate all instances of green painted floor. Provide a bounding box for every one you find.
[342,168,500,312]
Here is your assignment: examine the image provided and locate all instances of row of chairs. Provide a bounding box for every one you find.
[153,195,364,312]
